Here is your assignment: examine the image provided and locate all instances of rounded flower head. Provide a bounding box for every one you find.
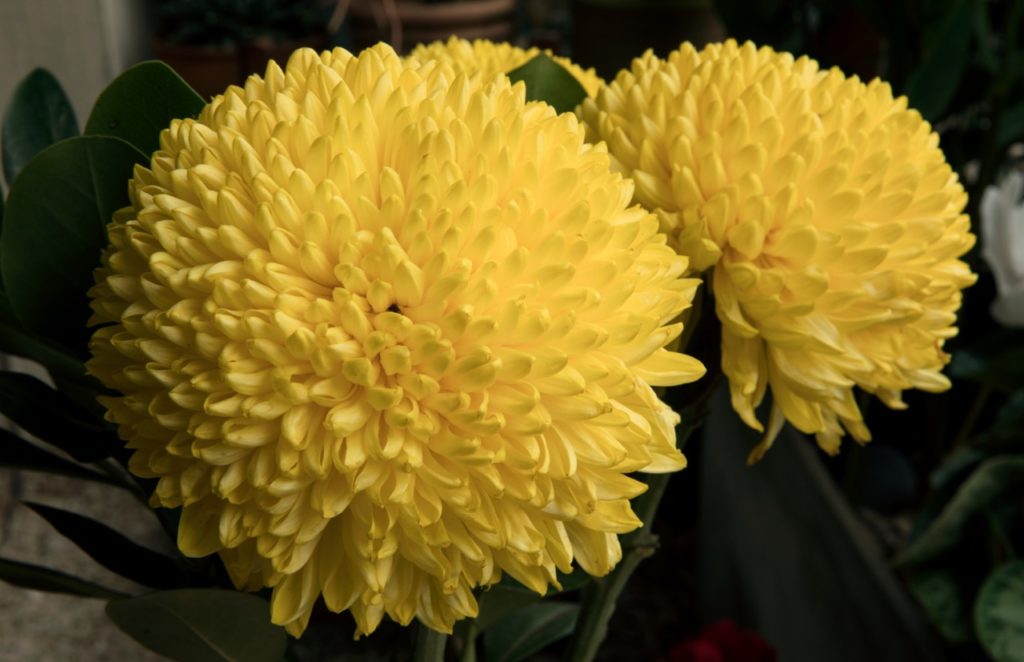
[579,40,975,460]
[408,36,604,98]
[88,44,703,636]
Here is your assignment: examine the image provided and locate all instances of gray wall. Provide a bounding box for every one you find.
[0,0,151,130]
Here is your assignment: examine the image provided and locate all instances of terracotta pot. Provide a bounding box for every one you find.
[155,34,330,100]
[348,0,517,53]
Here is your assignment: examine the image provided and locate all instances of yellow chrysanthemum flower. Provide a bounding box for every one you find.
[409,36,604,98]
[87,44,704,636]
[579,40,975,461]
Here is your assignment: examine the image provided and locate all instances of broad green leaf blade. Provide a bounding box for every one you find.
[0,427,118,484]
[25,502,185,590]
[507,55,588,114]
[903,0,973,121]
[482,601,579,662]
[1,69,78,186]
[976,561,1024,662]
[107,589,288,662]
[85,61,205,156]
[480,567,592,632]
[0,135,146,353]
[476,585,544,633]
[0,320,86,379]
[0,371,116,462]
[896,456,1024,567]
[907,567,972,643]
[0,557,125,599]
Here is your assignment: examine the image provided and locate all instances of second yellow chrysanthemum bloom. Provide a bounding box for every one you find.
[579,39,976,460]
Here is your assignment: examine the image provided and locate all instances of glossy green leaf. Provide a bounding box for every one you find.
[0,557,125,599]
[896,456,1024,567]
[476,585,545,633]
[25,502,185,590]
[0,428,118,485]
[507,54,588,114]
[907,567,972,643]
[1,69,78,186]
[482,601,579,662]
[479,567,591,632]
[107,589,288,662]
[0,371,116,462]
[85,61,205,156]
[903,0,973,121]
[0,135,146,352]
[976,561,1024,662]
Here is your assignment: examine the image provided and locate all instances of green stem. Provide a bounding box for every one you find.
[564,285,719,662]
[565,410,708,662]
[413,622,448,662]
[565,473,668,662]
[455,617,478,662]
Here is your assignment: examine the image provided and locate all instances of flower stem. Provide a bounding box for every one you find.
[565,472,669,662]
[455,617,478,662]
[565,400,709,662]
[413,622,448,662]
[565,286,719,662]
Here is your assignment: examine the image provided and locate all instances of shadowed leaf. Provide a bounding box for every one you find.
[1,69,78,186]
[107,589,288,662]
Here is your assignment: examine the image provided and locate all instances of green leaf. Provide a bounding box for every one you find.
[0,371,116,462]
[482,601,579,662]
[903,0,974,121]
[950,329,1024,389]
[0,557,125,599]
[0,135,146,353]
[976,391,1024,452]
[507,55,588,114]
[896,456,1024,567]
[85,61,205,156]
[25,502,185,590]
[0,320,86,377]
[0,427,119,485]
[998,101,1024,151]
[476,585,544,633]
[478,567,592,632]
[1,69,78,186]
[976,561,1024,662]
[907,567,972,643]
[107,589,288,662]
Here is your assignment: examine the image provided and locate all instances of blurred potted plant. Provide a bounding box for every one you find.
[571,0,725,78]
[154,0,335,98]
[344,0,517,53]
